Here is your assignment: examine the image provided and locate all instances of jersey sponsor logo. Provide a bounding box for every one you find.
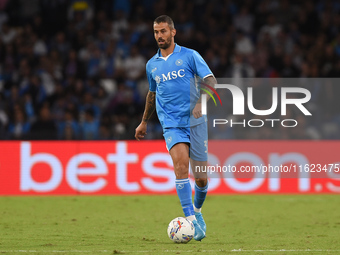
[160,69,185,82]
[175,59,183,66]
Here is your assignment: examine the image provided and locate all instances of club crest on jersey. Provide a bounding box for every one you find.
[175,59,183,66]
[155,75,161,84]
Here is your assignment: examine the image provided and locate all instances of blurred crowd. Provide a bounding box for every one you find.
[0,0,339,140]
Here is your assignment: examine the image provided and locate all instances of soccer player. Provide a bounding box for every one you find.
[135,15,216,241]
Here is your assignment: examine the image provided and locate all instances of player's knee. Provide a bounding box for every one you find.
[195,178,207,187]
[174,162,189,179]
[174,161,188,172]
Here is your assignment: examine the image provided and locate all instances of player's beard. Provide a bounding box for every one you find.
[157,35,172,49]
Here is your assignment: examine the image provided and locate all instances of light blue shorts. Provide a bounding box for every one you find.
[163,122,208,161]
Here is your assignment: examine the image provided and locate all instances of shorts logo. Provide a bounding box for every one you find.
[167,136,172,143]
[175,59,183,66]
[155,75,161,85]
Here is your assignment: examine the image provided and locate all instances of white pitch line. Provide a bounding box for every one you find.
[232,249,340,252]
[0,251,108,253]
[1,249,340,253]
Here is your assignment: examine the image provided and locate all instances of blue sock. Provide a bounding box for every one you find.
[175,178,194,217]
[194,182,208,210]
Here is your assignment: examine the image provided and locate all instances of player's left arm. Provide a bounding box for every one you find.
[190,50,217,118]
[192,75,217,118]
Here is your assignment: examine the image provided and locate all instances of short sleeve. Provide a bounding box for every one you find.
[191,50,213,79]
[146,62,156,92]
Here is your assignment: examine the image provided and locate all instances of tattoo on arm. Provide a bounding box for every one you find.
[142,91,156,123]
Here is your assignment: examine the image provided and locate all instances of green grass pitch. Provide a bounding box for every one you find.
[1,195,340,255]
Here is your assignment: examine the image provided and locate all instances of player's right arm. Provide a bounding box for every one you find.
[135,91,156,141]
[135,61,157,141]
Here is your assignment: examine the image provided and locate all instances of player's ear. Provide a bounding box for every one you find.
[171,28,176,37]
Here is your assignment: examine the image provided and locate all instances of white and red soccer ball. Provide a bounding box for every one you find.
[167,217,195,243]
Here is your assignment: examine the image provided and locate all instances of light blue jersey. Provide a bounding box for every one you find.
[146,44,213,129]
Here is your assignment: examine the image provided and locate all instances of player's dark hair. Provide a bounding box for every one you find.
[154,15,175,29]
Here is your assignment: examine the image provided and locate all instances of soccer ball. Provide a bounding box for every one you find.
[167,217,195,243]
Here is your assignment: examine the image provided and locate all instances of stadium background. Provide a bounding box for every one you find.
[1,0,340,141]
[0,0,340,196]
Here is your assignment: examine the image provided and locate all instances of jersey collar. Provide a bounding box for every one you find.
[156,43,181,59]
